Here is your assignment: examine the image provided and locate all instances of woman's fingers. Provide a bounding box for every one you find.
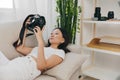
[33,26,39,33]
[34,26,43,33]
[33,28,37,33]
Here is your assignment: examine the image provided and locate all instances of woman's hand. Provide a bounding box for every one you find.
[33,26,46,71]
[25,18,31,28]
[33,26,44,44]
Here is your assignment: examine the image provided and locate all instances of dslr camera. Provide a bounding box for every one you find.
[27,14,46,32]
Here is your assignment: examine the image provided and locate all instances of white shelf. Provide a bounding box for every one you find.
[82,45,120,56]
[83,19,120,24]
[81,0,120,80]
[82,66,120,80]
[100,36,120,45]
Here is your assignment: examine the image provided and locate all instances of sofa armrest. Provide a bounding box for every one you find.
[70,66,82,80]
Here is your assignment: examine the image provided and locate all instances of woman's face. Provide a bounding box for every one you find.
[49,29,65,45]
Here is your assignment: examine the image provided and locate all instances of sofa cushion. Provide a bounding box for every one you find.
[44,52,87,80]
[67,44,81,53]
[0,22,22,59]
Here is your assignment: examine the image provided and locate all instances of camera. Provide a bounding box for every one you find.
[27,14,46,32]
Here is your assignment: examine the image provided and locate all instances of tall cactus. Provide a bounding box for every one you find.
[56,0,78,44]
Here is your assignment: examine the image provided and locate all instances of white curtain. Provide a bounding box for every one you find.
[0,0,37,23]
[13,0,37,21]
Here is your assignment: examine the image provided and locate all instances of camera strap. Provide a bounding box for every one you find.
[26,33,34,37]
[13,26,25,48]
[19,27,34,45]
[13,26,34,48]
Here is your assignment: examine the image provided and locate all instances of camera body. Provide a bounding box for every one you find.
[27,14,46,32]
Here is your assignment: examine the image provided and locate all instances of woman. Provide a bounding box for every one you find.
[0,14,70,80]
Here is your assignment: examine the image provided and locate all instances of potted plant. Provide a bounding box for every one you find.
[56,0,81,44]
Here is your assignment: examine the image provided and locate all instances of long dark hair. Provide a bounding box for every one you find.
[46,28,70,53]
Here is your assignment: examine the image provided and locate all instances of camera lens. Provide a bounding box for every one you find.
[108,11,114,19]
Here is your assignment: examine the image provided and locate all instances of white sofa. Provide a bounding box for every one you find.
[0,21,87,80]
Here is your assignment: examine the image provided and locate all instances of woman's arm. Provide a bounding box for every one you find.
[34,27,63,71]
[33,26,46,70]
[44,55,63,70]
[16,29,33,55]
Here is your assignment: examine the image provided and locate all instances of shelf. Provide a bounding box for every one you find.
[83,45,120,56]
[81,0,120,80]
[82,37,120,56]
[100,36,120,45]
[83,19,120,24]
[82,66,120,80]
